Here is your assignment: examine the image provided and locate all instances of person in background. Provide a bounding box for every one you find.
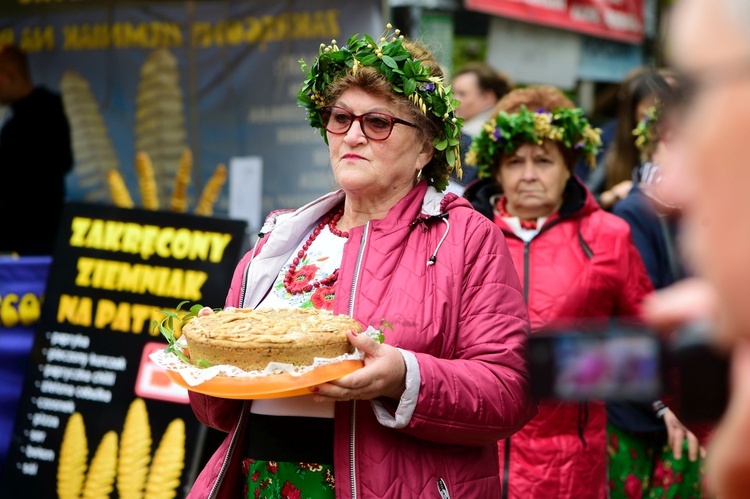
[463,85,653,498]
[608,79,708,499]
[587,67,671,211]
[642,0,750,497]
[0,44,73,256]
[187,25,536,499]
[451,61,513,188]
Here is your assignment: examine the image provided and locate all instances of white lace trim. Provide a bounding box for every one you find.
[149,326,377,386]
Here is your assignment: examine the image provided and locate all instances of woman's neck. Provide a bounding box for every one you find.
[337,186,412,232]
[504,199,561,222]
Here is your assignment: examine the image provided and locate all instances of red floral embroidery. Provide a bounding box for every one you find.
[286,264,318,294]
[609,431,619,452]
[324,468,335,487]
[266,461,279,474]
[653,459,675,486]
[299,462,324,472]
[311,285,336,310]
[624,473,643,499]
[281,481,302,499]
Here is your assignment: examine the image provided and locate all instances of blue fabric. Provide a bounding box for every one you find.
[612,187,684,289]
[608,187,683,432]
[0,256,51,469]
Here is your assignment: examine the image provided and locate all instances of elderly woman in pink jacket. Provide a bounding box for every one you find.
[187,26,536,499]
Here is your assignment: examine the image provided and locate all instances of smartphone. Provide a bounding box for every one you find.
[528,324,665,402]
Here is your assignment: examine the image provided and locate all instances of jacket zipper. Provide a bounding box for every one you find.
[207,401,248,499]
[437,478,451,498]
[348,221,369,499]
[523,241,530,303]
[501,242,530,499]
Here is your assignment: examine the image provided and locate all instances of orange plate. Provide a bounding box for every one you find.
[166,359,364,399]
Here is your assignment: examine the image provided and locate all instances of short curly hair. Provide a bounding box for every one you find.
[487,85,580,175]
[322,40,451,189]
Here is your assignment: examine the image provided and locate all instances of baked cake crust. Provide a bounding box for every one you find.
[181,308,360,371]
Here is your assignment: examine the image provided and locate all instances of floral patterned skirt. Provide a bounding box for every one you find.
[607,422,706,498]
[243,458,335,499]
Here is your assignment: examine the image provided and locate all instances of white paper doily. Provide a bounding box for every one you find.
[149,326,375,387]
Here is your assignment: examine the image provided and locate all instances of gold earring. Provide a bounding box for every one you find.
[416,169,423,182]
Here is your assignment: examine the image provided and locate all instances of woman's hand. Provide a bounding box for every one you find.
[309,331,407,403]
[663,408,704,461]
[600,180,633,209]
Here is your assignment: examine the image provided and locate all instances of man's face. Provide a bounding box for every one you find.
[668,0,750,333]
[452,72,495,122]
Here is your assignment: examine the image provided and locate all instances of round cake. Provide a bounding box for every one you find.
[181,308,361,371]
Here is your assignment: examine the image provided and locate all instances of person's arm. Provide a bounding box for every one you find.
[600,180,633,210]
[705,341,750,498]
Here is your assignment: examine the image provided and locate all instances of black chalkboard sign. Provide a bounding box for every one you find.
[0,202,248,498]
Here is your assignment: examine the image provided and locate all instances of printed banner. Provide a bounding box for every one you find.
[0,255,51,470]
[465,0,644,44]
[0,1,382,231]
[0,202,248,498]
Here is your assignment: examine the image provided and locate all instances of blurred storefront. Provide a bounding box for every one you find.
[390,0,662,119]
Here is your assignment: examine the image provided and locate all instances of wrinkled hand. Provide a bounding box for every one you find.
[663,408,704,461]
[310,331,406,403]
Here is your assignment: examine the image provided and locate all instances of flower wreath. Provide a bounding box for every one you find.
[633,102,660,160]
[297,24,463,192]
[465,106,602,179]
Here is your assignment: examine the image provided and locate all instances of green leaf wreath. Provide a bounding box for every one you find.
[633,103,661,160]
[465,106,603,179]
[297,24,463,192]
[152,300,217,368]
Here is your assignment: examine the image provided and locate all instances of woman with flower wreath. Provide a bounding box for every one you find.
[186,25,536,499]
[609,79,712,499]
[463,85,654,498]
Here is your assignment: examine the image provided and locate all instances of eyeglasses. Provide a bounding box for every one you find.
[320,105,417,141]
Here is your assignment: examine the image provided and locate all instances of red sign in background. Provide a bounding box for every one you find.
[465,0,644,44]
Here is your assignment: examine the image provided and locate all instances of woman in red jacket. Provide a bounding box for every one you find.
[464,86,654,498]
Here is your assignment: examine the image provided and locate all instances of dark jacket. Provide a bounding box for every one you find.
[0,86,73,255]
[608,186,684,432]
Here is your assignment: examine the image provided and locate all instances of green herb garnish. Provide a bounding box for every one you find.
[376,318,392,344]
[152,300,218,368]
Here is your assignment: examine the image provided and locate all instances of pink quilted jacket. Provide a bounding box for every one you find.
[187,182,536,498]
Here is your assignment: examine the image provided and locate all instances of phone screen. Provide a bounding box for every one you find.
[529,329,663,401]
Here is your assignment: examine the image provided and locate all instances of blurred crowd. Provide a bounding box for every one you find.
[5,0,750,497]
[446,0,749,497]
